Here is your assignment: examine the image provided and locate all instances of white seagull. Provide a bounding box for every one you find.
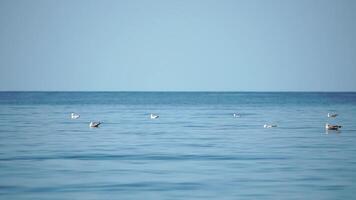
[150,113,159,119]
[325,123,342,131]
[233,113,240,118]
[89,121,101,128]
[264,124,277,128]
[327,113,338,118]
[71,112,80,119]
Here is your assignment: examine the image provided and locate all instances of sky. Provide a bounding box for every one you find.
[0,0,355,91]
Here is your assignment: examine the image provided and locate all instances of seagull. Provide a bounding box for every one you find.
[328,113,338,118]
[89,121,101,128]
[264,124,277,128]
[71,112,80,119]
[325,123,342,131]
[150,113,159,119]
[233,113,240,118]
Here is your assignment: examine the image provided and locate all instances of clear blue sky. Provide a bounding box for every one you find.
[0,0,355,91]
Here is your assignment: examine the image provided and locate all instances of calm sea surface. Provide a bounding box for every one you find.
[0,92,356,199]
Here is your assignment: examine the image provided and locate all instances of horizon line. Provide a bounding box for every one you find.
[1,90,356,93]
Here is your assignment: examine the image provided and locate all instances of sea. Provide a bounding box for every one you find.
[0,92,356,199]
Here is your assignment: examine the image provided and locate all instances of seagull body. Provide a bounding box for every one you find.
[71,112,80,119]
[150,114,159,119]
[328,113,338,118]
[264,124,277,128]
[89,122,101,128]
[325,123,341,130]
[233,113,240,118]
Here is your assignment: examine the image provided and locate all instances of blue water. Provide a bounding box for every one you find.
[1,92,356,199]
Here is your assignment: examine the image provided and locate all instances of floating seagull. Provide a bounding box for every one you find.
[327,113,338,118]
[325,123,342,131]
[150,113,159,119]
[264,124,277,128]
[89,121,101,128]
[233,113,240,118]
[71,112,80,119]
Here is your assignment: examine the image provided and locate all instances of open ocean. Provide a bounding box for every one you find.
[0,92,356,199]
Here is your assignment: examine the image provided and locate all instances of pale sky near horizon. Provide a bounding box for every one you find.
[0,0,355,91]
